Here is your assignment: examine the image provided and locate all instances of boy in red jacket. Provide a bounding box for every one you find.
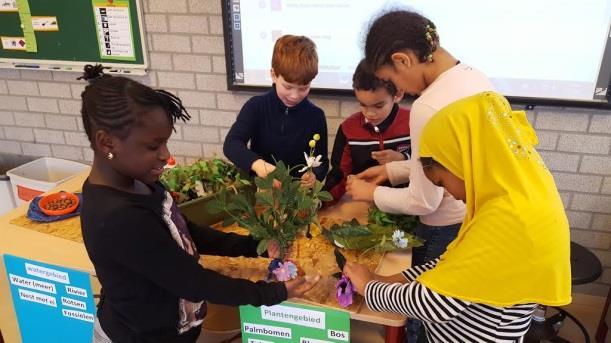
[323,59,411,204]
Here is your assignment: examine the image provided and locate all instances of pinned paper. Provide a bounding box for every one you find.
[92,0,135,61]
[0,0,18,12]
[32,16,59,31]
[1,36,27,50]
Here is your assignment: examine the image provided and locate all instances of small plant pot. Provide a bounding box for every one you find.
[178,185,255,227]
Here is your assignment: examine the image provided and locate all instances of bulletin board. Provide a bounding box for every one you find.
[0,0,147,75]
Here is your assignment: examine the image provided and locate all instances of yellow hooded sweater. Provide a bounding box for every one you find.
[418,91,571,307]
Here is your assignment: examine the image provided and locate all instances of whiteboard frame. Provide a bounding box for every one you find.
[0,0,148,75]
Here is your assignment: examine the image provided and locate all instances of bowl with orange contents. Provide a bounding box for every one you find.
[38,191,79,216]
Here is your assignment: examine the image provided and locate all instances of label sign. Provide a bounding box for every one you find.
[240,302,350,342]
[3,254,96,343]
[92,0,136,61]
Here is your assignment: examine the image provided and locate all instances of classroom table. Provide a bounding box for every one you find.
[0,169,410,343]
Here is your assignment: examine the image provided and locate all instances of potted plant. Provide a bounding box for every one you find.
[160,158,252,227]
[207,161,333,259]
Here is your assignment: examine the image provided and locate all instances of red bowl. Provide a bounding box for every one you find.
[38,191,79,216]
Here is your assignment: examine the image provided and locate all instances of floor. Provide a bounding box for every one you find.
[197,293,606,343]
[554,293,606,342]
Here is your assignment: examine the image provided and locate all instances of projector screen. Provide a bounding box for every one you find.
[223,0,611,107]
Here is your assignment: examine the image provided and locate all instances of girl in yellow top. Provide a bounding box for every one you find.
[344,92,571,342]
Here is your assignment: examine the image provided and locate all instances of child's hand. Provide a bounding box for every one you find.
[355,165,388,185]
[345,175,376,202]
[372,149,405,165]
[251,159,281,188]
[343,262,374,294]
[251,159,276,178]
[284,274,321,299]
[300,171,316,188]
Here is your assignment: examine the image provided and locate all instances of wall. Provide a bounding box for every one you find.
[0,0,609,296]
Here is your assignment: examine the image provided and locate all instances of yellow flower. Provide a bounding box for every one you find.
[313,133,321,141]
[309,223,322,237]
[309,140,316,148]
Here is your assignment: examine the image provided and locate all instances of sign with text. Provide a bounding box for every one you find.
[240,302,350,342]
[3,254,96,343]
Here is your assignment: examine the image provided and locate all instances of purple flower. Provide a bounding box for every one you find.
[336,274,354,308]
[272,261,298,281]
[267,258,284,281]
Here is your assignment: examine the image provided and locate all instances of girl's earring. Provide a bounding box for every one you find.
[107,152,114,160]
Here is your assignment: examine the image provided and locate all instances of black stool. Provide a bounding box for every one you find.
[525,241,603,343]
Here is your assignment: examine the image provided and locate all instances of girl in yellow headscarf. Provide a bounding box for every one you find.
[344,91,571,342]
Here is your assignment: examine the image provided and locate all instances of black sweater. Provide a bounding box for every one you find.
[81,180,287,343]
[223,85,329,180]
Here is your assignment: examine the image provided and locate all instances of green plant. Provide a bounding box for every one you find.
[367,206,419,232]
[324,207,423,254]
[160,158,251,203]
[208,161,333,257]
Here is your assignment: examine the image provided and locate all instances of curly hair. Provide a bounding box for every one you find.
[352,59,397,95]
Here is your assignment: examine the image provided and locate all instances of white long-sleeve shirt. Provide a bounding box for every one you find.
[374,63,495,226]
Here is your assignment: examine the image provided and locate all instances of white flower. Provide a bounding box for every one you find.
[392,230,408,249]
[194,180,207,197]
[298,152,323,173]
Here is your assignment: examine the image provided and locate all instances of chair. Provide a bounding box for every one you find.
[595,285,610,343]
[525,241,603,343]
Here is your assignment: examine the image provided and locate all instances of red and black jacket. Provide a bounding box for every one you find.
[323,104,411,204]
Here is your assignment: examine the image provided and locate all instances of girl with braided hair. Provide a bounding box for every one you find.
[78,65,318,343]
[344,10,497,341]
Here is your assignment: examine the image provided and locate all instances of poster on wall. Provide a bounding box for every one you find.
[3,254,96,343]
[240,302,350,342]
[92,0,135,61]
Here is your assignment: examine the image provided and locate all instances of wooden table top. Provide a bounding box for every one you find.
[0,170,409,342]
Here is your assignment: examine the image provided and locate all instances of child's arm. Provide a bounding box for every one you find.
[102,210,287,306]
[401,258,439,282]
[223,98,264,174]
[365,279,470,323]
[343,260,468,323]
[373,259,439,284]
[322,126,351,203]
[371,149,406,165]
[385,160,412,186]
[186,218,260,257]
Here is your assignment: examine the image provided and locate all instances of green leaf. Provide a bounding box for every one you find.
[274,161,288,178]
[331,224,371,237]
[256,239,269,256]
[316,191,333,202]
[313,180,323,194]
[255,176,273,190]
[255,191,274,207]
[222,216,237,226]
[334,247,346,270]
[205,199,225,214]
